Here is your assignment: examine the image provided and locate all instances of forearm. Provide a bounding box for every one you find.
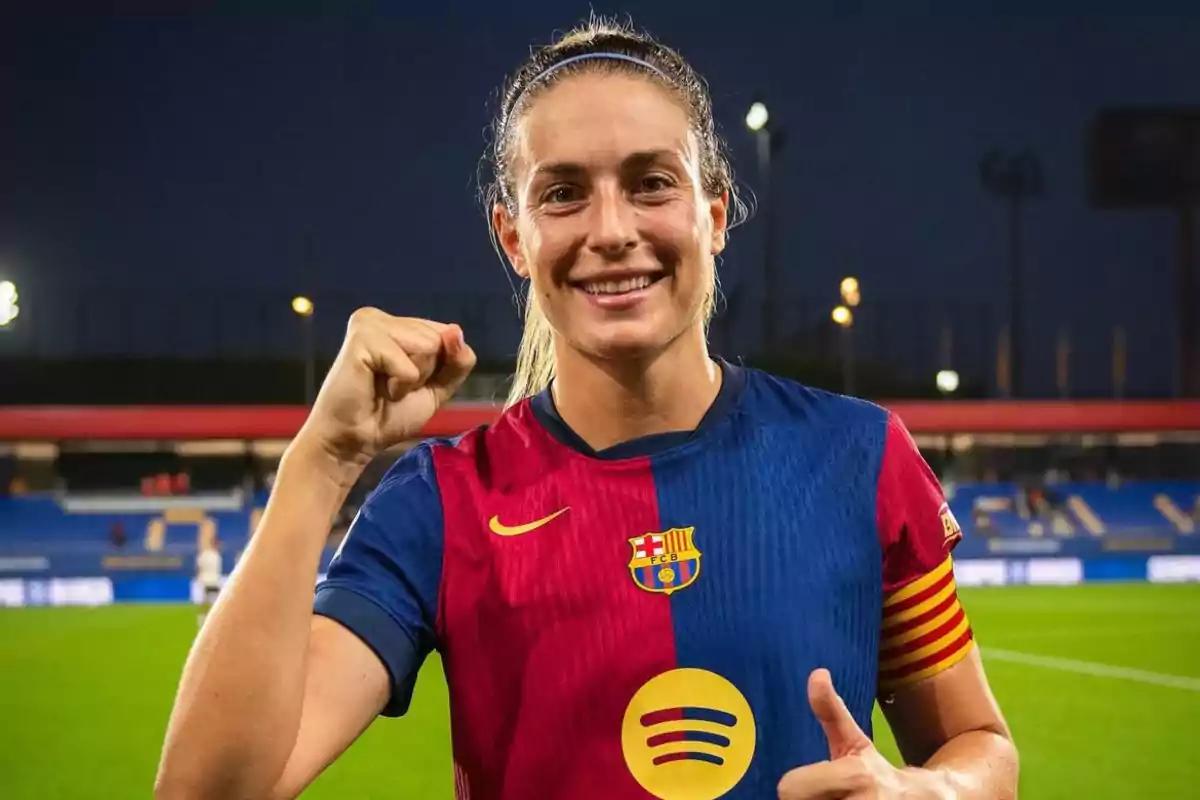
[905,729,1019,800]
[156,441,358,799]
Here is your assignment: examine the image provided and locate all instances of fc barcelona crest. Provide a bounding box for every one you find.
[628,527,701,595]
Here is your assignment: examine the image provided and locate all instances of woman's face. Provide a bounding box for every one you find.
[495,71,728,361]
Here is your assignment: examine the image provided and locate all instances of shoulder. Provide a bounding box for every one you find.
[737,372,930,494]
[364,439,446,511]
[364,399,557,512]
[371,406,516,496]
[358,436,466,530]
[406,399,572,493]
[738,368,891,438]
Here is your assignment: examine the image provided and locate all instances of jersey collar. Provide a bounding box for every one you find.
[529,359,746,460]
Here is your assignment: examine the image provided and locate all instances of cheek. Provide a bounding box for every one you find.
[659,200,706,250]
[649,205,708,274]
[521,220,571,283]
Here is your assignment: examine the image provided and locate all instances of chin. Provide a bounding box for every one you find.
[575,319,682,361]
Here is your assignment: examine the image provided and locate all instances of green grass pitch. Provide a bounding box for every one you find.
[1,583,1197,798]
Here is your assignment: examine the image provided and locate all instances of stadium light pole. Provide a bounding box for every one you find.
[0,280,19,330]
[291,296,315,405]
[832,304,855,396]
[747,99,785,356]
[839,278,860,395]
[980,149,1043,399]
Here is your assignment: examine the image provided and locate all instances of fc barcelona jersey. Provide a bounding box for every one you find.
[314,361,973,800]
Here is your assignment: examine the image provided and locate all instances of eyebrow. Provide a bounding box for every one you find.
[530,149,681,181]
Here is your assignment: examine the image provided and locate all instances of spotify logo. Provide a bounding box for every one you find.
[621,668,756,800]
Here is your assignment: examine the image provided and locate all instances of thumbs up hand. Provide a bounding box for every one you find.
[807,667,873,760]
[777,670,947,800]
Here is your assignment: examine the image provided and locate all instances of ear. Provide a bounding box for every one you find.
[492,202,529,278]
[708,191,729,255]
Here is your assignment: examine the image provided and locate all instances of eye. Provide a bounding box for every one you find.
[542,184,582,204]
[638,174,675,194]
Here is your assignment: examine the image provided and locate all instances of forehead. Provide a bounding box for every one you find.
[512,72,697,173]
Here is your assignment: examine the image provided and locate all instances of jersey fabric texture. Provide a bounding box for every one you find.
[313,361,971,800]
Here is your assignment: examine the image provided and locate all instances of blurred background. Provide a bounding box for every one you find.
[1,2,1197,798]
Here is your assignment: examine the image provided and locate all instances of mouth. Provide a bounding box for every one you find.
[573,273,665,296]
[570,272,666,311]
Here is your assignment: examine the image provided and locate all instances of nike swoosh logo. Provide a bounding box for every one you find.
[488,507,570,537]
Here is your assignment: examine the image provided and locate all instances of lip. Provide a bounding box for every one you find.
[575,275,665,311]
[569,268,664,286]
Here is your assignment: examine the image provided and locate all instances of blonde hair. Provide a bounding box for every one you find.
[508,289,558,407]
[486,16,746,407]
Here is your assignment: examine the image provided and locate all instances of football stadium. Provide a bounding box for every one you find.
[1,403,1198,798]
[4,7,1200,800]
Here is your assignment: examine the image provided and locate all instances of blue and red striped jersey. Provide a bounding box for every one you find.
[314,361,972,800]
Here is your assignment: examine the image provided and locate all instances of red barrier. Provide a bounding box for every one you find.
[0,404,499,441]
[885,400,1200,434]
[0,400,1197,440]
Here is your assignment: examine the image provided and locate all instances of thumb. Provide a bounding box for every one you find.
[426,324,477,406]
[807,668,871,760]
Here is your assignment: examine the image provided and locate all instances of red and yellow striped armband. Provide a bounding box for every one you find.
[878,557,975,693]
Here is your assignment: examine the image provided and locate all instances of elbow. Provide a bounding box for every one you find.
[986,717,1020,767]
[154,750,212,800]
[153,767,245,800]
[152,774,201,800]
[155,765,284,800]
[999,727,1020,777]
[985,729,1020,800]
[967,725,1020,798]
[153,758,188,800]
[155,732,290,800]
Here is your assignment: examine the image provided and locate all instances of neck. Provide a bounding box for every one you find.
[550,325,722,452]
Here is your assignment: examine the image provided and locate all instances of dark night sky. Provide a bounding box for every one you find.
[2,2,1197,397]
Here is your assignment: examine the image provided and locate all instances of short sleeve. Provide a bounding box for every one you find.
[314,442,445,717]
[875,413,973,693]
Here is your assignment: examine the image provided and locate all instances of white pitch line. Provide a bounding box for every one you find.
[983,648,1200,692]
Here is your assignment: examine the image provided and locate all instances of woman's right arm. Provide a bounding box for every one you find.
[155,444,384,800]
[154,309,475,799]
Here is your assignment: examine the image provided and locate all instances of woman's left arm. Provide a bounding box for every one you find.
[883,646,1018,798]
[776,653,1018,800]
[779,411,1018,799]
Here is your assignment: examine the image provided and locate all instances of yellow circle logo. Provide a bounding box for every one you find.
[621,668,756,800]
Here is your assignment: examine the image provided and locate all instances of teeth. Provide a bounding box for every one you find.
[583,275,654,295]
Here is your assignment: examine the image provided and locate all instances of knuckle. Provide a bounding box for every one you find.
[847,759,874,792]
[396,355,420,378]
[394,317,422,334]
[404,329,440,353]
[348,306,382,330]
[775,766,808,797]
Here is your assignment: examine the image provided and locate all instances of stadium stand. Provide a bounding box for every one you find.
[1,400,1198,605]
[2,479,1196,576]
[950,480,1199,541]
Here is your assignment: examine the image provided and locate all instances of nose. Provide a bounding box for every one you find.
[585,183,637,259]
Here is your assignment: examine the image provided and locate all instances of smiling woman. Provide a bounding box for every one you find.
[481,19,747,407]
[156,15,1016,800]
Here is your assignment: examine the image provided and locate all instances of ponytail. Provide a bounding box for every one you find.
[505,285,557,408]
